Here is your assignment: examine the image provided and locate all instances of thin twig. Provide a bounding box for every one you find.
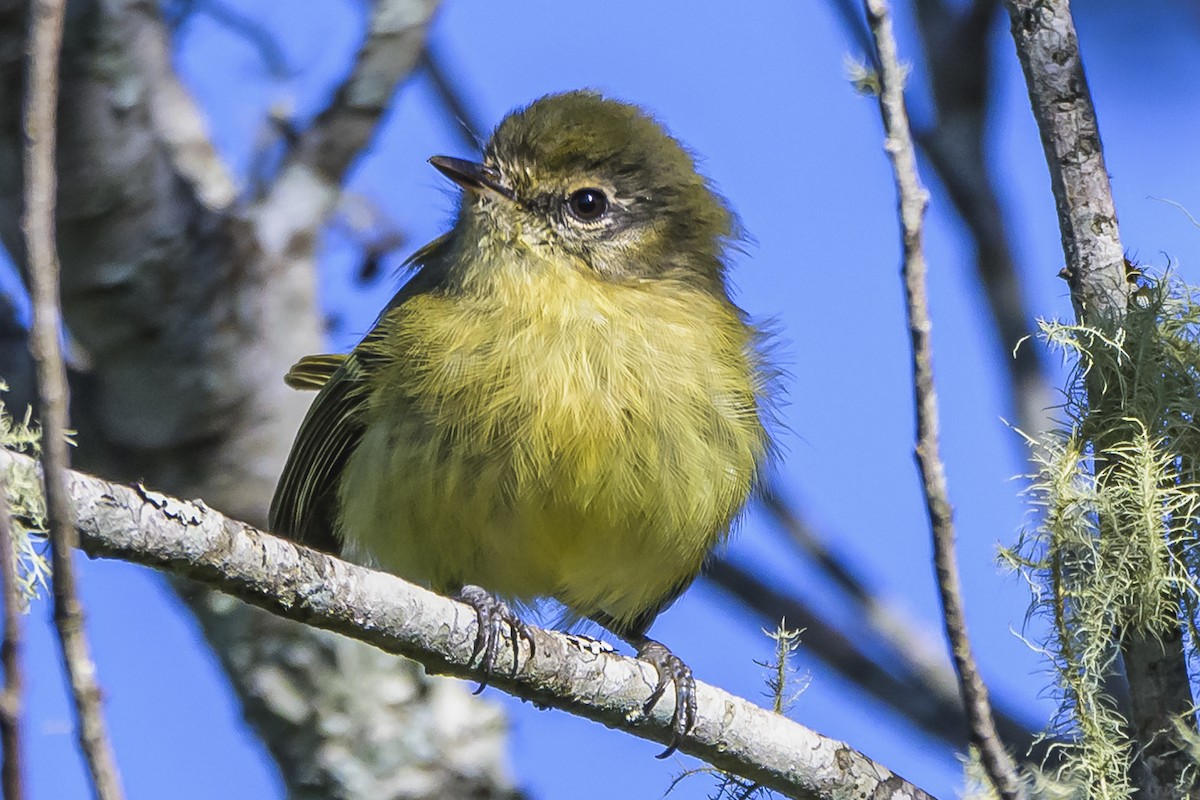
[0,487,23,800]
[829,0,1052,440]
[22,1,124,798]
[0,448,939,800]
[863,1,1026,798]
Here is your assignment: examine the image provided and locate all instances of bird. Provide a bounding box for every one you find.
[270,90,774,756]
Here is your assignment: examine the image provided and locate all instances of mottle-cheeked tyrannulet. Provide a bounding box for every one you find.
[270,90,774,754]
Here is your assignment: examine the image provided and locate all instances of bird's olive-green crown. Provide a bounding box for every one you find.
[466,90,738,292]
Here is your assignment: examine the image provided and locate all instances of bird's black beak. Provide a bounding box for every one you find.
[429,156,515,202]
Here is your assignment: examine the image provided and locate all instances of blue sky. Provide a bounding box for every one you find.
[15,1,1200,798]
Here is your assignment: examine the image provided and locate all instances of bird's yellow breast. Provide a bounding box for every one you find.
[338,253,768,629]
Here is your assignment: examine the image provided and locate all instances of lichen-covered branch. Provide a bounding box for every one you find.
[1003,3,1196,796]
[864,1,1025,798]
[0,449,938,800]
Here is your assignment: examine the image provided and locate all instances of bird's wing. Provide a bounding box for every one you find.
[284,354,349,391]
[268,234,455,553]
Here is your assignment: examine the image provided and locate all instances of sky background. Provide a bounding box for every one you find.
[11,0,1200,798]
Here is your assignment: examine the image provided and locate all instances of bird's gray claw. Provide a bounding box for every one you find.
[457,585,536,692]
[637,639,697,758]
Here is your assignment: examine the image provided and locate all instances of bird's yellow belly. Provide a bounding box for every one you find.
[337,272,767,630]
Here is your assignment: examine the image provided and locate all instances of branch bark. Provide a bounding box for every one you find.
[1001,0,1126,324]
[1003,2,1196,795]
[0,448,938,800]
[864,1,1025,797]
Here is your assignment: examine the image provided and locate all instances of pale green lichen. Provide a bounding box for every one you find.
[1003,272,1200,799]
[0,386,50,606]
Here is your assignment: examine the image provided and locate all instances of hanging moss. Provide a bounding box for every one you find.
[1003,272,1200,799]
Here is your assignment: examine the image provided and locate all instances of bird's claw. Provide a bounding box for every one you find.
[456,585,536,693]
[637,639,697,758]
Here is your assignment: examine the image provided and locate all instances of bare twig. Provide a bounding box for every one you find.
[1003,2,1195,795]
[828,0,1054,438]
[21,1,124,797]
[863,1,1025,798]
[0,448,939,800]
[0,488,23,800]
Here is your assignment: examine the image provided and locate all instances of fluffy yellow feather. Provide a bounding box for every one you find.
[342,240,767,630]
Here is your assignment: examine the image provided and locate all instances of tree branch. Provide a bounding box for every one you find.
[0,448,939,800]
[21,0,123,796]
[1002,2,1196,795]
[166,0,291,79]
[864,1,1025,798]
[1001,0,1126,323]
[826,0,1053,440]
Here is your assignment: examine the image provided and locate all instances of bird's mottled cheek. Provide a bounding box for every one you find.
[468,197,519,237]
[467,198,559,257]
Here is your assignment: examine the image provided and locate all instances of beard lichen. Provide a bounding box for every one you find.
[1003,272,1200,799]
[0,387,51,606]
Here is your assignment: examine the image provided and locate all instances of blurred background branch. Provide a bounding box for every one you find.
[829,0,1053,441]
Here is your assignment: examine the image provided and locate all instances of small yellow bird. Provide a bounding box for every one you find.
[270,91,774,755]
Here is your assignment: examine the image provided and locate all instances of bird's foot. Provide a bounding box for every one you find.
[456,585,536,693]
[637,639,697,758]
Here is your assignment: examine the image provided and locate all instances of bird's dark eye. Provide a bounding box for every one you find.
[566,188,609,222]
